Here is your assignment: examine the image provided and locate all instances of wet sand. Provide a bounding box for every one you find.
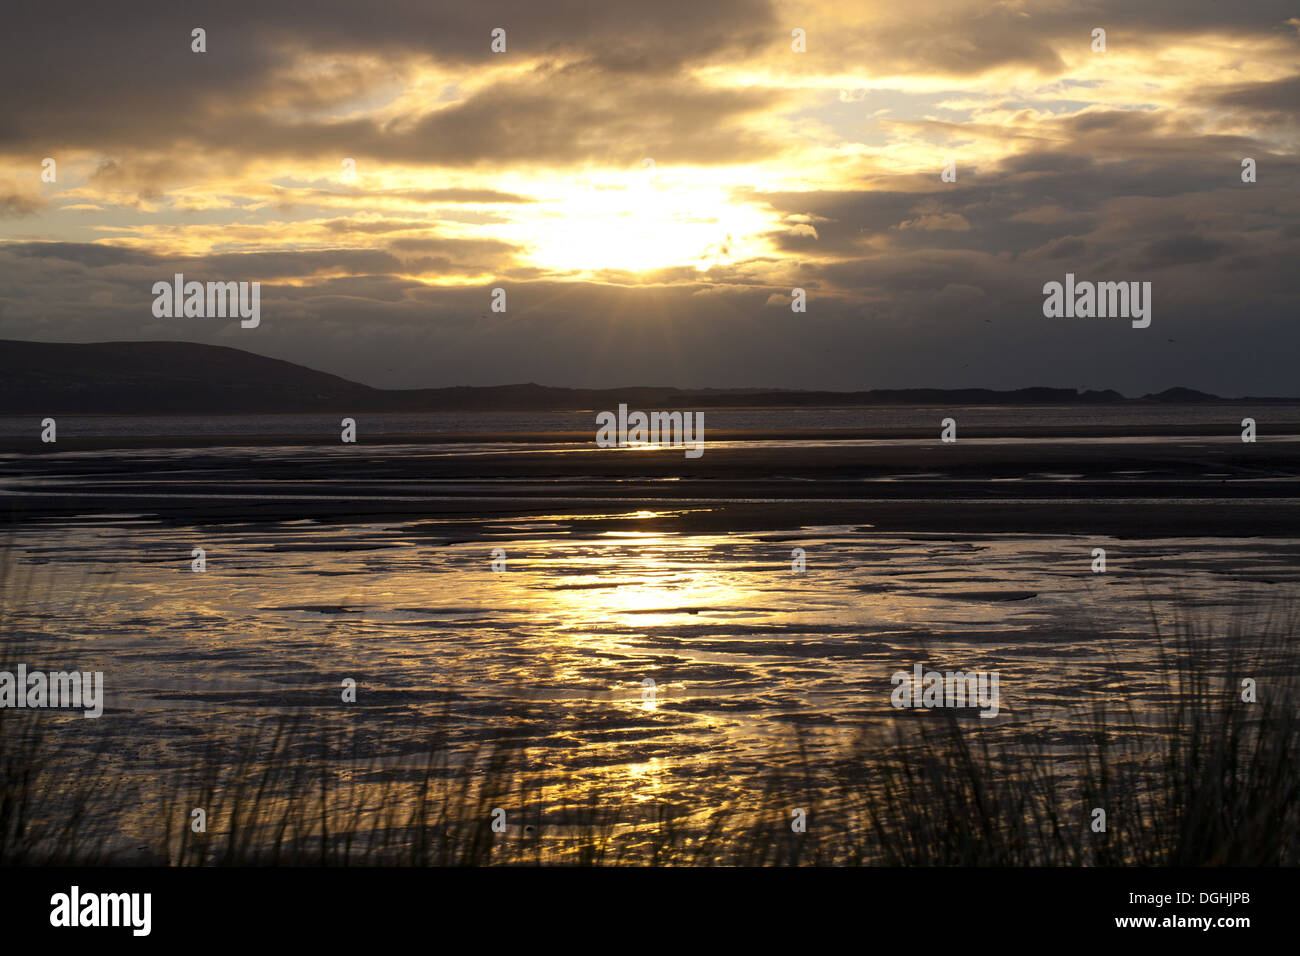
[3,433,1299,536]
[4,425,1299,859]
[5,419,1300,450]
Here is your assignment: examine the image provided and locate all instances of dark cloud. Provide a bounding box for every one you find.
[1211,74,1300,115]
[0,0,779,165]
[1137,236,1228,269]
[0,193,44,218]
[321,219,430,235]
[1037,237,1087,260]
[3,255,1295,397]
[3,241,157,267]
[396,189,535,204]
[2,236,527,275]
[0,1,1297,396]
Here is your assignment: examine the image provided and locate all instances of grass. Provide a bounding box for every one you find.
[0,536,118,864]
[3,534,1298,865]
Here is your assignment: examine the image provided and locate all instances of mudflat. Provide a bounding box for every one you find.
[3,431,1298,537]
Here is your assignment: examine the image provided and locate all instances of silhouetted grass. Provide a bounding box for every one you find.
[835,602,1300,866]
[0,534,118,864]
[4,531,1298,865]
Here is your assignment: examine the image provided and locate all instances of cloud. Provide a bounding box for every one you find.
[895,213,971,231]
[1137,235,1228,269]
[0,0,1297,396]
[0,193,44,218]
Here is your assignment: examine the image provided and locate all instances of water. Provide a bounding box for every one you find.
[3,403,1297,438]
[3,408,1299,858]
[4,514,1298,847]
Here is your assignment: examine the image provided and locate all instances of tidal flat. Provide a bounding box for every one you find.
[2,418,1298,863]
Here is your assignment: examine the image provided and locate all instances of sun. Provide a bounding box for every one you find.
[506,169,776,274]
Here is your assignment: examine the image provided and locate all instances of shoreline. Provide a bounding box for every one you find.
[3,423,1300,453]
[4,435,1300,536]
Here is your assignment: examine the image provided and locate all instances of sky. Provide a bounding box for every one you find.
[0,0,1297,395]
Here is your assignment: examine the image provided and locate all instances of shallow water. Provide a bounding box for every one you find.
[5,508,1298,850]
[4,416,1299,858]
[4,402,1300,438]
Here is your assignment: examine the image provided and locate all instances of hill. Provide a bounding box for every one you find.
[0,339,1269,414]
